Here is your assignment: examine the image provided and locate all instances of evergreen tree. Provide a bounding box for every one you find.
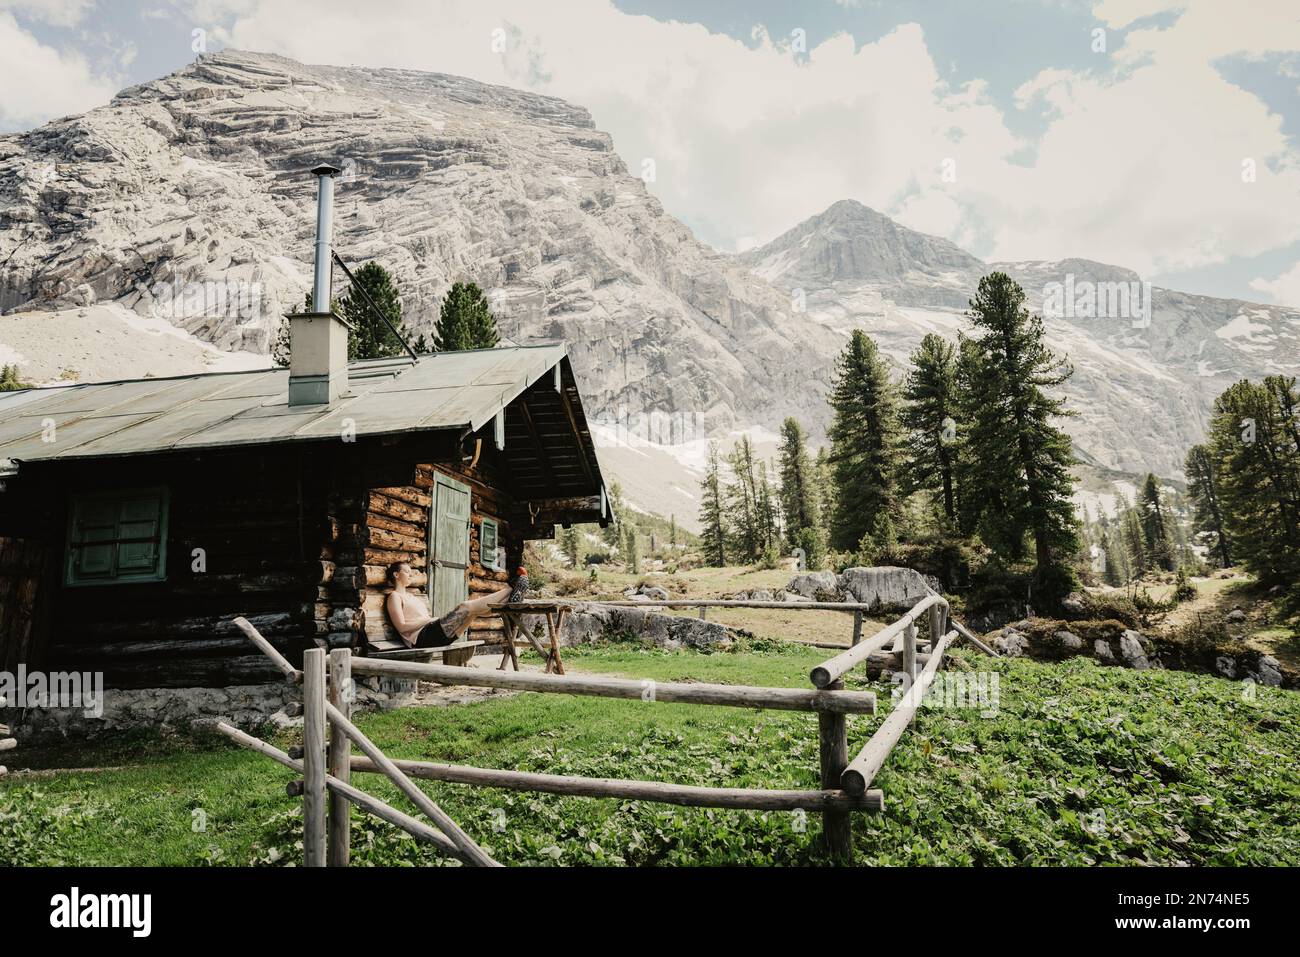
[777,417,820,543]
[958,272,1078,598]
[1206,376,1300,587]
[669,515,678,550]
[901,333,960,519]
[622,525,639,574]
[827,330,902,552]
[1139,473,1175,571]
[755,459,780,554]
[1120,496,1147,579]
[435,281,499,351]
[725,436,765,561]
[813,447,834,532]
[0,364,32,391]
[1185,443,1232,567]
[602,482,625,549]
[561,526,581,567]
[339,261,410,360]
[698,442,728,566]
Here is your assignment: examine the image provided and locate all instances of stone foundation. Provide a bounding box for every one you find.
[3,682,300,746]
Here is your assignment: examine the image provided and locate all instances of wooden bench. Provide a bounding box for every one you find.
[364,638,484,668]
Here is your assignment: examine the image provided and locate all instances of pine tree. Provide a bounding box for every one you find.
[669,515,678,550]
[561,526,580,567]
[1139,474,1175,571]
[813,447,834,532]
[698,442,728,566]
[1185,443,1232,567]
[435,282,499,351]
[827,330,902,552]
[602,482,625,549]
[777,417,820,545]
[1120,497,1147,579]
[0,364,32,391]
[622,525,639,574]
[959,272,1079,599]
[724,436,765,561]
[339,261,411,360]
[1206,376,1300,587]
[901,333,959,519]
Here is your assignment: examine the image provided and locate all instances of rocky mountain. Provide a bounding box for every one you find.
[740,199,1300,478]
[1,51,1295,504]
[0,49,842,437]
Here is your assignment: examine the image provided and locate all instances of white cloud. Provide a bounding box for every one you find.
[141,0,1300,279]
[0,0,96,27]
[0,11,118,128]
[1250,261,1300,309]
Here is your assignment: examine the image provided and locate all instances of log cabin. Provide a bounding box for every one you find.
[0,341,610,690]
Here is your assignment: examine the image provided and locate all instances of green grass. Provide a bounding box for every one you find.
[3,642,1298,867]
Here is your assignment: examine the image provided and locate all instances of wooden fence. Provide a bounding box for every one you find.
[220,592,961,865]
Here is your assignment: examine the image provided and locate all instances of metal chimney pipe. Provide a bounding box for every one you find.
[311,164,341,312]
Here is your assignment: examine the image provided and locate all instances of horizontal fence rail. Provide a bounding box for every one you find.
[809,594,946,688]
[225,589,979,867]
[350,756,884,812]
[840,631,955,796]
[350,657,877,714]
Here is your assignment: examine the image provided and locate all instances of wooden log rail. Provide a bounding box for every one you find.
[841,631,954,797]
[349,657,877,715]
[226,615,892,868]
[350,756,883,812]
[809,594,947,689]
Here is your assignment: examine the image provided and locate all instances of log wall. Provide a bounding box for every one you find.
[342,461,522,652]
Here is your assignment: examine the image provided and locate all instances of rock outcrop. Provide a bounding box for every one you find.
[0,49,842,436]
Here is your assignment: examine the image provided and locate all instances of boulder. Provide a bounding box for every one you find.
[639,585,670,601]
[1251,655,1283,688]
[1214,655,1237,679]
[1094,639,1115,662]
[785,570,838,598]
[1061,593,1088,618]
[838,566,931,610]
[531,604,737,650]
[1225,608,1247,623]
[1054,630,1083,650]
[1118,631,1150,670]
[993,629,1029,657]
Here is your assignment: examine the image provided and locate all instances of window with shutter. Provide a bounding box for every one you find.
[65,487,169,586]
[480,518,499,571]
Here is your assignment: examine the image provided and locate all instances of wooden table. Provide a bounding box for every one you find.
[490,602,573,674]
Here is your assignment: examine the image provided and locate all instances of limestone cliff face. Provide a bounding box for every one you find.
[739,200,1300,477]
[0,49,841,435]
[2,51,1294,482]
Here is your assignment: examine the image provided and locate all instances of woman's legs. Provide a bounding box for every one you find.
[438,586,512,641]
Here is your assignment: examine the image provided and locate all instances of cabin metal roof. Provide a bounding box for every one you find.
[0,344,583,465]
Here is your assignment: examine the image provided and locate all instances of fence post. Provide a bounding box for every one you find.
[327,648,352,867]
[928,603,945,656]
[902,619,918,682]
[851,609,863,647]
[302,647,327,867]
[817,678,853,864]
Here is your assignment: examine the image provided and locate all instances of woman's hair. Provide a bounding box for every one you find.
[386,561,408,587]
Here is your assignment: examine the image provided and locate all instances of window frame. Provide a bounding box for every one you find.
[64,485,170,587]
[480,517,500,571]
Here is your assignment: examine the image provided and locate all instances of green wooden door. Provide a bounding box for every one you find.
[428,473,471,617]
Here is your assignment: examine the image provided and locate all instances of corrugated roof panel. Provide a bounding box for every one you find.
[0,343,570,462]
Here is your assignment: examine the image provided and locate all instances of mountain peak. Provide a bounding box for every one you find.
[737,199,983,291]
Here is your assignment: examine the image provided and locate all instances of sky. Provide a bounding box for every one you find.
[1,0,1299,306]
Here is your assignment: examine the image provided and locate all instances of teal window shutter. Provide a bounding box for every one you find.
[480,518,499,570]
[66,487,168,586]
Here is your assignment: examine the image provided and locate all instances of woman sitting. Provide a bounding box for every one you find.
[385,561,513,648]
